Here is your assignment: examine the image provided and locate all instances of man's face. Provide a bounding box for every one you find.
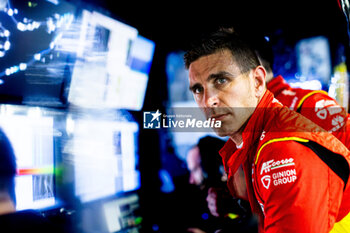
[186,146,204,187]
[188,49,260,137]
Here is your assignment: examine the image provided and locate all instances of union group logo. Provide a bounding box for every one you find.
[143,110,161,129]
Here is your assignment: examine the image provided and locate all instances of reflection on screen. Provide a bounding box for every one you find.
[0,111,55,210]
[128,35,155,75]
[103,193,141,232]
[72,119,140,203]
[0,0,77,107]
[68,10,155,110]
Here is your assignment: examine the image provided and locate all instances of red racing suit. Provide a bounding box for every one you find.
[267,75,350,149]
[219,90,350,233]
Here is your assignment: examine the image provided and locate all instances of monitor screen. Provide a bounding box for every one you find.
[70,117,140,203]
[295,36,331,89]
[0,0,77,108]
[126,35,155,109]
[128,35,155,75]
[0,106,56,210]
[103,193,141,232]
[68,10,155,110]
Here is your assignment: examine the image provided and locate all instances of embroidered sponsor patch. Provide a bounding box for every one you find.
[261,175,271,189]
[260,169,298,189]
[260,158,295,175]
[260,130,266,141]
[290,96,298,110]
[315,99,342,120]
[272,169,297,186]
[281,89,296,96]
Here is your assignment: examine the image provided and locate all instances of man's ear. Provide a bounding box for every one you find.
[253,65,266,98]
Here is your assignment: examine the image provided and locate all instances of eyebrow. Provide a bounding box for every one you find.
[189,71,234,92]
[207,71,234,82]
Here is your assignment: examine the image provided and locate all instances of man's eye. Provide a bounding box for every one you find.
[193,86,203,94]
[215,78,227,85]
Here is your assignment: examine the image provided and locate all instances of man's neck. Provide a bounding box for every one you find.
[0,192,16,215]
[0,199,15,215]
[265,72,274,83]
[230,133,243,147]
[228,87,268,148]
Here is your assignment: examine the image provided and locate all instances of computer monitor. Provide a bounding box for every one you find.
[68,10,155,110]
[0,105,56,210]
[70,115,140,203]
[126,35,156,110]
[0,0,77,108]
[102,193,142,232]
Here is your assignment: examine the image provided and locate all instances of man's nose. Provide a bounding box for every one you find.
[204,90,219,107]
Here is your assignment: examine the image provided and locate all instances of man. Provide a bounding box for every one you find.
[187,136,227,189]
[206,33,350,214]
[184,28,350,232]
[185,135,257,233]
[254,36,350,149]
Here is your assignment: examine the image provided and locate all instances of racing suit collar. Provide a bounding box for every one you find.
[219,90,275,176]
[266,75,290,97]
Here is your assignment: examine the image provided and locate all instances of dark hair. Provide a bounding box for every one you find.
[0,128,17,203]
[197,136,226,187]
[251,35,274,74]
[183,27,261,74]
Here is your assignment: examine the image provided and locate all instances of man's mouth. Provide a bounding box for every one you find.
[211,113,228,121]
